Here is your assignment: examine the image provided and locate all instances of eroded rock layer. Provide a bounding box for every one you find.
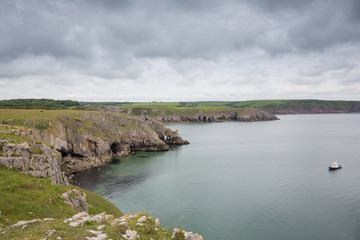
[35,112,188,174]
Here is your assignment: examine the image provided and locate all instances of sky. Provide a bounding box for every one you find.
[0,0,360,102]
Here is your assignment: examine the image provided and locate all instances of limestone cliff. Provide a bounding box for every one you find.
[148,108,279,122]
[34,112,188,174]
[0,112,188,181]
[0,141,68,186]
[85,105,279,122]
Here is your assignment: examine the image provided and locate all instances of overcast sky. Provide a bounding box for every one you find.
[1,0,360,102]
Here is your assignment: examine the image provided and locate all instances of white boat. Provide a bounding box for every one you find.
[329,161,342,170]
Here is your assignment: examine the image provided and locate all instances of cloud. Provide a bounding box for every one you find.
[0,0,359,101]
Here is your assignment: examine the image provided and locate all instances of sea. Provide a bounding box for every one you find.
[74,114,360,240]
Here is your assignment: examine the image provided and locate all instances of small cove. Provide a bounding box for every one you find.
[74,114,360,240]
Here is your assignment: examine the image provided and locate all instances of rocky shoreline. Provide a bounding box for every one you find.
[85,105,280,123]
[0,112,189,185]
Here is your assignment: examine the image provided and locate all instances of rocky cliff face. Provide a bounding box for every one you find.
[35,112,188,174]
[0,141,68,186]
[85,105,279,123]
[143,108,279,122]
[0,112,188,182]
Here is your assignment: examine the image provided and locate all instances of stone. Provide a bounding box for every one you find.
[43,218,54,221]
[0,142,68,186]
[171,228,203,240]
[62,190,89,213]
[93,213,106,223]
[122,230,137,240]
[69,220,84,227]
[137,216,147,223]
[172,228,184,239]
[10,219,41,228]
[47,229,56,236]
[184,231,204,240]
[86,230,108,240]
[155,218,160,227]
[96,225,105,230]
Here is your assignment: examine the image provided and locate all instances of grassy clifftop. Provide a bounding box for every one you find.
[0,167,195,240]
[0,166,122,227]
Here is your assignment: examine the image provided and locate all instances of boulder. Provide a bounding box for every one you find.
[122,230,137,240]
[155,218,160,227]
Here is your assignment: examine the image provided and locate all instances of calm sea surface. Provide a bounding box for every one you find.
[74,114,360,240]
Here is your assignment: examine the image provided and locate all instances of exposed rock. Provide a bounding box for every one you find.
[64,212,114,227]
[36,113,188,174]
[184,231,204,240]
[85,230,108,240]
[137,216,147,223]
[172,228,184,239]
[85,104,279,123]
[10,219,41,228]
[172,228,204,240]
[47,229,56,236]
[155,218,160,227]
[62,189,88,213]
[0,141,68,186]
[96,225,105,230]
[122,230,137,240]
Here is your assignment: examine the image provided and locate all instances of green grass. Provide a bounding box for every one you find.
[0,109,97,129]
[0,99,80,110]
[0,167,184,239]
[2,213,175,240]
[0,125,35,143]
[0,166,122,228]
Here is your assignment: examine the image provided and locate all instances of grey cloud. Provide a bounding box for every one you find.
[298,61,356,77]
[0,0,360,101]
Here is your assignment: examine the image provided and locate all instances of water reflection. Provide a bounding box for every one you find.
[73,162,152,197]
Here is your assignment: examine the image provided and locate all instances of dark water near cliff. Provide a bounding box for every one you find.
[74,114,360,240]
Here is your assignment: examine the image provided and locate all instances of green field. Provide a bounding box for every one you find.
[83,99,360,111]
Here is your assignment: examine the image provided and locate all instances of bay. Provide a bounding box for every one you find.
[74,114,360,240]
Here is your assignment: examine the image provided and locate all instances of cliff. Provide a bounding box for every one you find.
[0,141,68,186]
[37,112,188,174]
[85,105,279,122]
[265,100,360,114]
[0,111,188,176]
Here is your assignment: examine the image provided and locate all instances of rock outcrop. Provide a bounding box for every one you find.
[62,189,89,213]
[34,112,188,174]
[149,108,278,123]
[85,105,279,123]
[0,111,188,182]
[0,141,68,186]
[172,228,204,240]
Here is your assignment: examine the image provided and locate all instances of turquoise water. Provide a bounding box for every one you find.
[75,114,360,240]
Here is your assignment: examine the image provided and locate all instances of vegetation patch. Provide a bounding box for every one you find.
[0,99,80,110]
[0,166,122,229]
[31,147,43,154]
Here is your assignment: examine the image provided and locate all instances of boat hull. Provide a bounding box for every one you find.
[329,165,342,171]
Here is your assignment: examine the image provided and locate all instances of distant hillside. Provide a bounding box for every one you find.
[0,99,80,109]
[83,99,360,114]
[2,98,360,114]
